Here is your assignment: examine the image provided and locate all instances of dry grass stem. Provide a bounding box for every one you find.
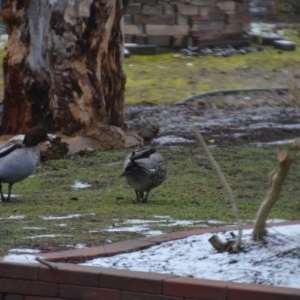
[193,128,243,252]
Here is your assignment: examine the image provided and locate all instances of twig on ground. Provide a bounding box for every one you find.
[193,128,243,252]
[35,257,58,270]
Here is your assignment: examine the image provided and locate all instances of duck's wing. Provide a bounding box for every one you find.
[122,157,158,177]
[130,148,156,161]
[0,142,24,158]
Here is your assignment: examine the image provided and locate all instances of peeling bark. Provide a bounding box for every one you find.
[1,0,125,135]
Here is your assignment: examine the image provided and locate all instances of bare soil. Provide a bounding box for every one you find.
[126,89,300,147]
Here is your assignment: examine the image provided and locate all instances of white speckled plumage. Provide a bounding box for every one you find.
[122,148,167,202]
[0,127,50,202]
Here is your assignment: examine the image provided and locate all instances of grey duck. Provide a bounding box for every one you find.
[121,148,167,202]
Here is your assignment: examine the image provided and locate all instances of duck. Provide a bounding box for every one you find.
[121,148,167,203]
[0,126,50,202]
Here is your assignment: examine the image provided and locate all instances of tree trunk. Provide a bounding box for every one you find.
[1,0,126,135]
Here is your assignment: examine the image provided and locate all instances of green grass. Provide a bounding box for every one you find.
[124,33,300,104]
[0,145,300,255]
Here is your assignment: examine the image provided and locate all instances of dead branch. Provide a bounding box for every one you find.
[193,128,243,252]
[35,257,58,270]
[208,235,235,252]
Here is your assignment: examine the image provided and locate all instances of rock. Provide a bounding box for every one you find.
[62,136,98,156]
[79,123,127,150]
[125,132,144,148]
[124,117,159,141]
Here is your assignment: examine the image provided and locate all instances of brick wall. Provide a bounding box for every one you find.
[124,0,251,48]
[0,259,299,300]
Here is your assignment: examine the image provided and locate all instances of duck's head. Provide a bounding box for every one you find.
[23,127,50,147]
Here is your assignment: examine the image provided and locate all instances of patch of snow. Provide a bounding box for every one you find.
[254,139,294,147]
[241,123,300,130]
[25,234,72,239]
[9,248,40,254]
[57,223,67,227]
[83,224,300,288]
[153,215,172,219]
[104,225,155,235]
[102,218,230,236]
[7,215,25,220]
[153,135,194,145]
[66,243,87,249]
[72,181,91,189]
[3,254,38,264]
[23,227,46,230]
[266,219,289,223]
[207,220,226,224]
[41,213,95,220]
[124,219,163,225]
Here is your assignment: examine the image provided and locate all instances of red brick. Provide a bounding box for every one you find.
[228,282,300,300]
[38,246,107,263]
[59,284,119,300]
[0,261,38,280]
[104,239,155,256]
[99,268,178,294]
[25,297,63,300]
[5,295,24,300]
[36,253,68,263]
[38,263,101,286]
[121,291,182,300]
[0,279,58,297]
[164,278,228,300]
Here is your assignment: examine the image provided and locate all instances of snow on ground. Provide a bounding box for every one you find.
[40,213,95,220]
[71,181,91,189]
[82,224,300,289]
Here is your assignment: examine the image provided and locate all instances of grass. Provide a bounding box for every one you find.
[124,33,300,104]
[0,144,300,256]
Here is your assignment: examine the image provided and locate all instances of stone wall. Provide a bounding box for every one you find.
[124,0,251,48]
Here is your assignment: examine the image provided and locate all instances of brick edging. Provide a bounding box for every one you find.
[39,220,300,263]
[0,221,299,300]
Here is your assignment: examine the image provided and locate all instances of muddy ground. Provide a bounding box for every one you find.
[126,89,300,147]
